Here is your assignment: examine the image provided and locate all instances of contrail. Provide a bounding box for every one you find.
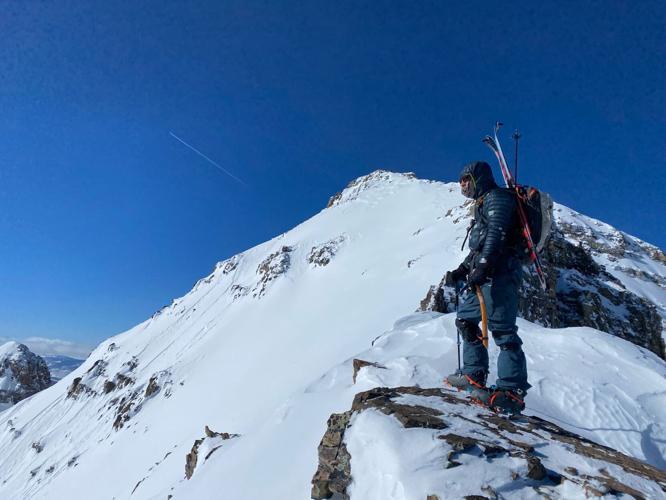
[169,131,246,186]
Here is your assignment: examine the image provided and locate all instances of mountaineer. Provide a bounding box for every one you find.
[445,160,531,414]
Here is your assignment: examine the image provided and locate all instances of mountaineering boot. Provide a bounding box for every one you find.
[445,370,487,392]
[469,386,526,414]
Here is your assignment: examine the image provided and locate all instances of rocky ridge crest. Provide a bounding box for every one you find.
[312,386,666,500]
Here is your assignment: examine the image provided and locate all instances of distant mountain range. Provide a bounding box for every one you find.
[41,355,85,382]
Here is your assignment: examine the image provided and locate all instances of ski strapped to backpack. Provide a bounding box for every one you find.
[482,122,552,291]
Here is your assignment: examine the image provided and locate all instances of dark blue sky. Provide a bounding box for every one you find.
[1,1,664,350]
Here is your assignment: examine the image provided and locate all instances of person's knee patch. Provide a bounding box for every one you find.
[456,318,482,344]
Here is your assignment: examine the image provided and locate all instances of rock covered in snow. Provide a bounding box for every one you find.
[253,245,294,298]
[185,426,240,480]
[0,342,52,406]
[312,386,666,500]
[326,170,418,208]
[308,235,347,268]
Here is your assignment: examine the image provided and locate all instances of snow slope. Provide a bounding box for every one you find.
[0,171,663,499]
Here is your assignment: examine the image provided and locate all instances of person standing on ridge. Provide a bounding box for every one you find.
[445,160,530,414]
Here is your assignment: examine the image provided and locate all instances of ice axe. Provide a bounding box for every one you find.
[475,285,489,349]
[458,283,489,349]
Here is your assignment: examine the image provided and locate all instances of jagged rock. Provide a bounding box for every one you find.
[0,342,52,405]
[440,433,477,452]
[526,456,547,480]
[311,412,352,500]
[221,255,241,275]
[253,246,293,298]
[185,426,239,480]
[103,381,116,394]
[351,387,449,429]
[308,236,346,267]
[185,438,204,480]
[144,376,160,398]
[230,284,250,300]
[85,359,107,378]
[114,373,134,388]
[312,386,666,499]
[110,372,171,430]
[123,357,139,372]
[66,377,95,399]
[418,275,456,314]
[112,394,136,430]
[31,442,43,453]
[351,359,386,383]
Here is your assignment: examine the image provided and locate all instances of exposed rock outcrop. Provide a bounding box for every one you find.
[111,370,172,430]
[185,426,240,480]
[311,412,352,499]
[351,359,386,384]
[420,220,666,359]
[312,386,666,499]
[309,235,347,268]
[253,246,293,298]
[0,342,52,405]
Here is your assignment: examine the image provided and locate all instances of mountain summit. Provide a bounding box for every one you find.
[0,171,664,499]
[0,342,52,411]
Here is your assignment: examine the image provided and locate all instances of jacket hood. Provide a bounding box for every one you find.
[459,161,498,199]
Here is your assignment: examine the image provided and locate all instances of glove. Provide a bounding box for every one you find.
[445,263,469,287]
[467,262,490,288]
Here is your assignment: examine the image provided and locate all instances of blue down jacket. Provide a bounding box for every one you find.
[460,161,520,274]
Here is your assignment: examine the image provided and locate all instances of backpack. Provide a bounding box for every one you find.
[514,185,553,260]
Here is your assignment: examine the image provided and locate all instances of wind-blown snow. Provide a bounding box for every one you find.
[0,171,663,499]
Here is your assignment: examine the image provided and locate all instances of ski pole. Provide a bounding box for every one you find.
[513,130,521,183]
[455,285,461,372]
[475,286,489,349]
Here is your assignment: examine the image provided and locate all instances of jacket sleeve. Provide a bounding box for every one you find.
[478,189,516,266]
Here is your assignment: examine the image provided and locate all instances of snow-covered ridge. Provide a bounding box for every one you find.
[0,341,25,361]
[326,170,421,208]
[0,170,664,499]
